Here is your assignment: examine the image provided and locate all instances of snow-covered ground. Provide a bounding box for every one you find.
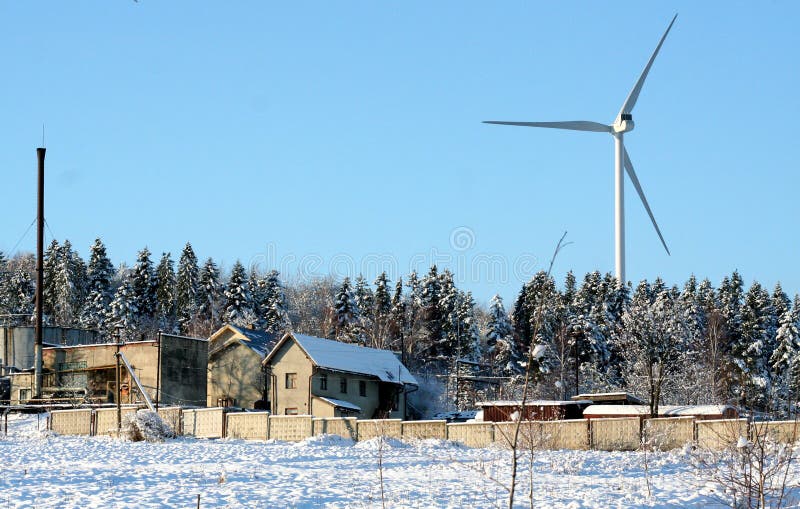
[0,413,781,508]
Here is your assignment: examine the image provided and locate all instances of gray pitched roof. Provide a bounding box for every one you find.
[225,325,279,357]
[271,333,417,386]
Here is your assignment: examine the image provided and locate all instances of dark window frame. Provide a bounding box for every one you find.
[320,373,328,391]
[359,380,367,397]
[285,372,297,389]
[340,377,347,394]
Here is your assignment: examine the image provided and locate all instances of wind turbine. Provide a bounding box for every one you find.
[484,14,677,284]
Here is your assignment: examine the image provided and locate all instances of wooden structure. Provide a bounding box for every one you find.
[477,400,591,422]
[571,392,646,405]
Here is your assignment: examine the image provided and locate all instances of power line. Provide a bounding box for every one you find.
[9,218,36,255]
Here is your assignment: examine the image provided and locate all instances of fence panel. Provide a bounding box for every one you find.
[644,417,694,451]
[49,409,92,436]
[591,417,641,451]
[157,407,182,435]
[183,408,225,438]
[752,421,800,444]
[401,420,447,441]
[541,419,589,450]
[268,415,313,442]
[696,419,747,450]
[357,419,403,441]
[312,417,357,440]
[493,421,546,449]
[446,422,494,448]
[94,407,138,436]
[226,412,269,440]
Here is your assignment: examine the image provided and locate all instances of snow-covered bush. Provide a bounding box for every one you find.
[120,409,176,442]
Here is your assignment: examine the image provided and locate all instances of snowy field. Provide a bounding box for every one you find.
[0,413,781,508]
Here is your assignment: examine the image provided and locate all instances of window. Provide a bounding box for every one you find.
[285,373,297,389]
[392,392,399,411]
[339,377,347,394]
[285,407,298,415]
[319,373,328,391]
[18,388,31,403]
[359,380,367,397]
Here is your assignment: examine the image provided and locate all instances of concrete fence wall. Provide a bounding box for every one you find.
[226,412,269,441]
[269,415,313,442]
[47,408,797,453]
[401,420,447,441]
[542,419,590,450]
[751,421,800,444]
[49,408,93,436]
[696,419,748,450]
[313,417,357,440]
[644,417,694,451]
[94,407,137,436]
[183,408,226,439]
[157,407,182,435]
[591,417,641,451]
[357,419,402,441]
[447,422,494,448]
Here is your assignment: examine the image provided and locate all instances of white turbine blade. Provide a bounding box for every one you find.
[483,120,611,133]
[623,147,670,255]
[617,14,677,117]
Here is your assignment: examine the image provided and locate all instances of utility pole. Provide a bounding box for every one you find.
[155,330,162,410]
[34,148,45,398]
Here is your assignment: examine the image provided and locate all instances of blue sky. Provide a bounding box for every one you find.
[1,1,798,304]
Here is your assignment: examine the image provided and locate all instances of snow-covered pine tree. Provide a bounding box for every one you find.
[223,261,254,327]
[388,277,406,353]
[352,275,373,343]
[0,251,9,315]
[330,277,360,342]
[107,273,138,340]
[5,268,34,320]
[51,240,87,326]
[42,239,60,320]
[619,285,687,416]
[249,267,267,327]
[197,257,222,325]
[770,295,800,416]
[417,266,444,360]
[437,269,460,359]
[155,252,177,331]
[718,271,745,355]
[79,238,115,333]
[485,294,521,377]
[734,281,775,409]
[262,270,291,334]
[176,242,200,331]
[131,247,157,325]
[372,272,392,348]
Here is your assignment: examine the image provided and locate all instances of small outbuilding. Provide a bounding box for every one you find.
[477,400,592,422]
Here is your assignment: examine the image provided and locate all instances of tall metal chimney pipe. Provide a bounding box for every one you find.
[34,147,45,398]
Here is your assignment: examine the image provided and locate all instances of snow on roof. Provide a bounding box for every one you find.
[583,404,734,416]
[280,333,417,386]
[315,396,361,412]
[571,392,646,404]
[477,400,590,407]
[229,325,279,357]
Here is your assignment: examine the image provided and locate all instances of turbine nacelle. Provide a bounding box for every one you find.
[613,113,635,134]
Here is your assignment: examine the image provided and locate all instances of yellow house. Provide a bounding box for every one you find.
[262,332,418,419]
[207,324,279,408]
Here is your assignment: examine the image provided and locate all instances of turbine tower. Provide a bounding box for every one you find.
[485,14,677,284]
